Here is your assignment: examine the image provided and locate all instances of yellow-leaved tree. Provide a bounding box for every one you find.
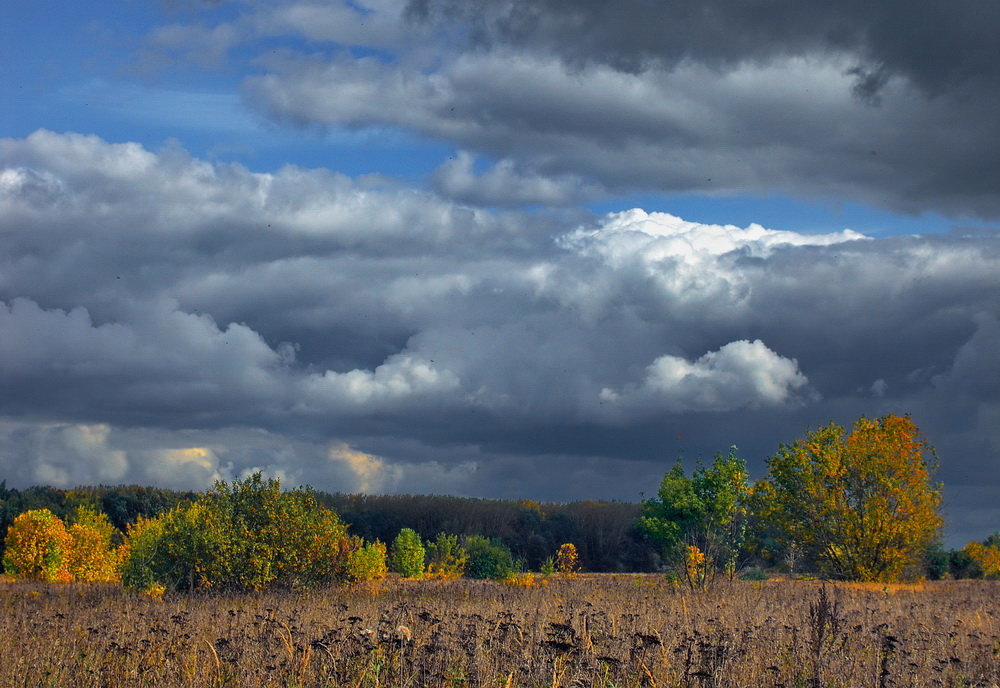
[3,506,123,583]
[2,509,73,582]
[757,414,941,581]
[555,543,579,576]
[963,539,1000,579]
[66,505,122,582]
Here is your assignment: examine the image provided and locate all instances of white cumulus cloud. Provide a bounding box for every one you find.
[600,339,809,415]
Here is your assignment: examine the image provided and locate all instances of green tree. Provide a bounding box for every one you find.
[463,535,518,579]
[757,414,942,582]
[389,528,425,578]
[639,449,750,586]
[343,538,389,583]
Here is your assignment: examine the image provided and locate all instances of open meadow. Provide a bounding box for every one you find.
[1,576,997,688]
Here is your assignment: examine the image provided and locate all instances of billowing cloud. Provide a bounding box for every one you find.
[1,131,999,543]
[600,340,809,415]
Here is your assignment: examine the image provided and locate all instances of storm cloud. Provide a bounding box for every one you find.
[173,0,1000,217]
[2,130,998,542]
[3,0,1000,547]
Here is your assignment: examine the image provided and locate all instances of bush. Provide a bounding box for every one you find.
[556,543,580,575]
[120,516,167,591]
[738,566,769,581]
[389,528,425,578]
[426,533,467,579]
[464,535,518,580]
[343,539,389,583]
[64,506,121,582]
[2,506,121,583]
[2,509,73,582]
[120,474,350,592]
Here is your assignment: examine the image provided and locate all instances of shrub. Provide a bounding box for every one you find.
[389,528,426,578]
[964,541,1000,579]
[120,516,167,591]
[503,571,538,587]
[539,557,556,576]
[2,509,73,582]
[684,544,709,589]
[426,533,467,579]
[120,474,350,592]
[344,539,388,583]
[65,506,122,582]
[739,566,769,581]
[556,543,580,576]
[464,535,518,580]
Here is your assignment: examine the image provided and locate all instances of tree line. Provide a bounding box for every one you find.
[2,414,998,591]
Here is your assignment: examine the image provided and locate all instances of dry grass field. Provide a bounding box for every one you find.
[1,575,997,688]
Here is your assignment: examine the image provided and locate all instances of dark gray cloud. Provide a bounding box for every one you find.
[176,0,997,217]
[1,131,998,543]
[405,0,1000,95]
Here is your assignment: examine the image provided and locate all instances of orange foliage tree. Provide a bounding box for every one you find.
[2,509,73,581]
[757,414,941,581]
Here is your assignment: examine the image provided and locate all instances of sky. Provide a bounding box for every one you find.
[1,0,998,545]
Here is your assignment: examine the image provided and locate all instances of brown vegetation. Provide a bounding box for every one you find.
[1,575,996,687]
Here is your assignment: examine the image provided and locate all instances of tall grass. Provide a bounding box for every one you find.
[1,575,996,687]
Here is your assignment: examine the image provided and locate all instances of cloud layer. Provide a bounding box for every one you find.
[2,130,999,542]
[131,0,997,217]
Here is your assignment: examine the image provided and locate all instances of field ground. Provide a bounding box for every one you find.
[1,575,997,687]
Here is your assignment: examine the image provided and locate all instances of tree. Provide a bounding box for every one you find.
[963,537,1000,579]
[425,532,467,579]
[639,449,750,585]
[758,414,941,582]
[65,506,122,582]
[2,509,73,582]
[463,535,518,579]
[120,474,351,591]
[555,543,579,576]
[343,538,389,583]
[389,528,426,578]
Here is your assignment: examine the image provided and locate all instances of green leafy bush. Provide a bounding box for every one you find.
[120,474,349,591]
[389,528,425,578]
[343,538,388,583]
[463,535,518,580]
[425,532,467,579]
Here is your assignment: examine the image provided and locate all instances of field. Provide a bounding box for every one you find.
[1,576,997,688]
